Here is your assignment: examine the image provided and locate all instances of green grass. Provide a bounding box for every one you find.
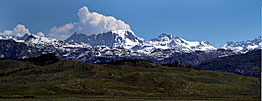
[0,55,260,100]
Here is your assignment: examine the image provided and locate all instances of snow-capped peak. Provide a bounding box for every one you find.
[110,30,144,48]
[220,36,262,53]
[111,30,133,39]
[145,33,216,52]
[65,30,144,49]
[0,33,32,43]
[24,34,68,48]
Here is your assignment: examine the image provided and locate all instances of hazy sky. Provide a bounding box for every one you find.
[0,0,261,47]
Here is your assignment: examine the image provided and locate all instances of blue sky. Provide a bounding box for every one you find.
[0,0,261,47]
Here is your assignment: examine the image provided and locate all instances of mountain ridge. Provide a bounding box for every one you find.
[64,30,217,53]
[65,30,143,49]
[0,30,260,66]
[220,36,262,53]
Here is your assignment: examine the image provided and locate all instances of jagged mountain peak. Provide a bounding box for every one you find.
[220,36,262,53]
[108,30,144,42]
[158,33,176,38]
[65,30,144,49]
[145,33,216,52]
[151,33,179,41]
[64,32,90,44]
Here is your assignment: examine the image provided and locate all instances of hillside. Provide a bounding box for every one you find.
[197,49,261,77]
[0,54,260,100]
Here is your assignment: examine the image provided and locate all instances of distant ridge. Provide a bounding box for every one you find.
[220,36,262,53]
[197,49,261,77]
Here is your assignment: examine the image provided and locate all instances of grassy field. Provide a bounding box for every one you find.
[0,54,260,100]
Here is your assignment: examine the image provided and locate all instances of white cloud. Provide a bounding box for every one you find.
[37,32,45,37]
[48,6,132,40]
[0,24,30,37]
[0,24,46,38]
[49,23,75,40]
[3,30,13,36]
[12,24,30,37]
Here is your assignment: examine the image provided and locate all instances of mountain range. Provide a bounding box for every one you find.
[0,30,261,65]
[65,30,217,53]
